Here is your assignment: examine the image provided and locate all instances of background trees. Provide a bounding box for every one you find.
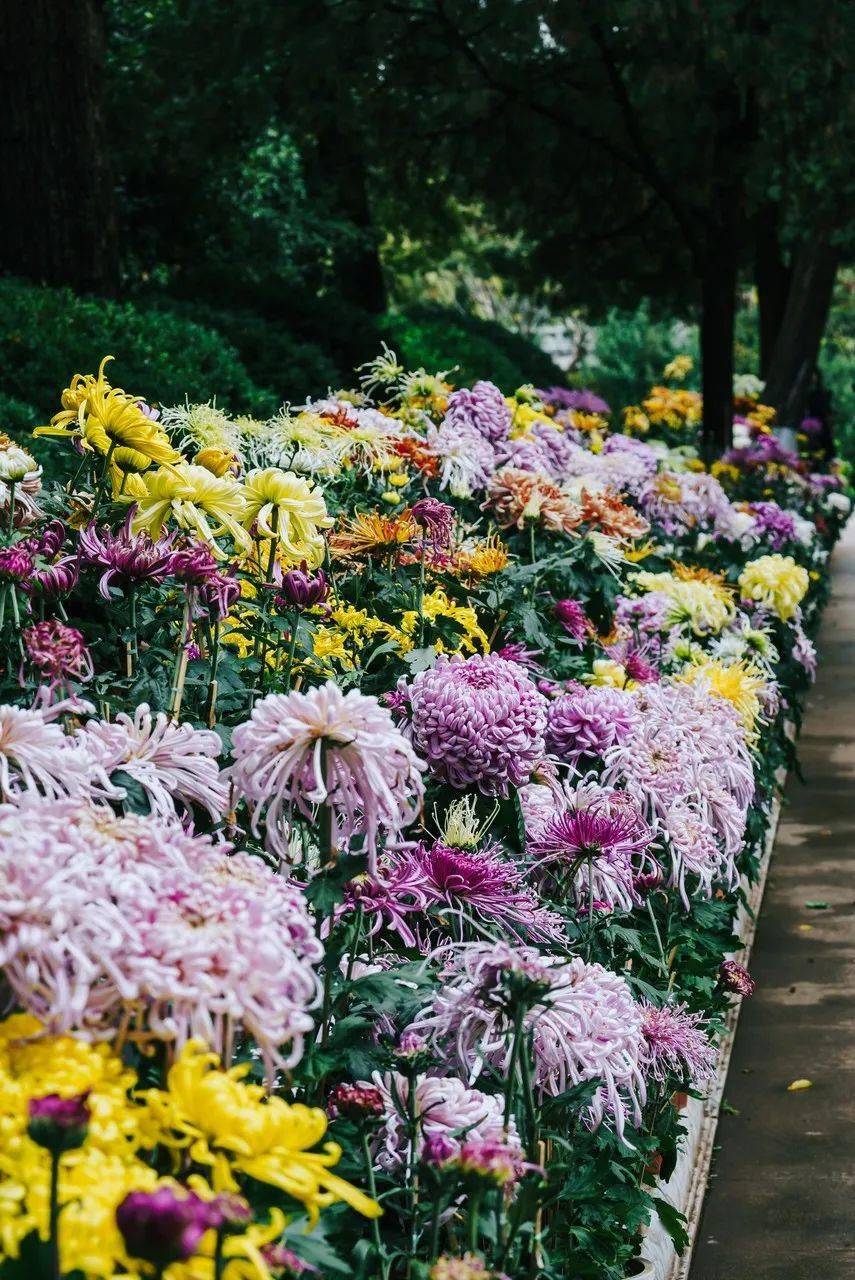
[0,0,851,454]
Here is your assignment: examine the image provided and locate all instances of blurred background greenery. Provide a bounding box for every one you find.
[0,1,851,455]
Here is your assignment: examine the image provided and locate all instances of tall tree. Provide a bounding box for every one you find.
[0,0,118,295]
[331,0,852,450]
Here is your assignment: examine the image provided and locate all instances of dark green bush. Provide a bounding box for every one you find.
[380,304,565,391]
[0,277,277,421]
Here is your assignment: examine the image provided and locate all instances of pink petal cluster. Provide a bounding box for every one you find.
[77,703,227,821]
[410,942,646,1141]
[0,797,322,1075]
[545,685,639,766]
[407,654,548,795]
[230,681,425,872]
[365,1070,518,1171]
[0,703,93,802]
[639,1001,717,1086]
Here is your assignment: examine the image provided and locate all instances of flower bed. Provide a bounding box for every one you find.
[0,354,849,1280]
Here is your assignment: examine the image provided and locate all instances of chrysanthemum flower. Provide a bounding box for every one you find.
[546,685,639,766]
[0,799,322,1072]
[443,381,511,445]
[79,515,179,598]
[632,569,735,636]
[241,468,332,568]
[0,704,92,802]
[0,434,38,483]
[738,553,809,621]
[230,682,425,871]
[411,943,646,1141]
[329,509,417,559]
[407,653,548,795]
[365,1070,516,1172]
[578,488,650,541]
[485,468,582,534]
[639,1001,717,1086]
[142,1040,381,1224]
[77,704,227,821]
[36,356,180,469]
[389,840,564,942]
[527,798,652,913]
[677,657,767,740]
[23,620,93,690]
[131,463,252,558]
[454,534,510,577]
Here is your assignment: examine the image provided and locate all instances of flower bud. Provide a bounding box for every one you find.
[27,1092,90,1153]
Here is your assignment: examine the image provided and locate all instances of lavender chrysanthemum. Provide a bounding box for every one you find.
[230,681,425,871]
[747,501,800,551]
[527,799,652,913]
[0,703,92,802]
[546,686,639,766]
[407,654,547,796]
[639,1001,717,1085]
[425,421,497,498]
[410,942,646,1140]
[444,381,511,445]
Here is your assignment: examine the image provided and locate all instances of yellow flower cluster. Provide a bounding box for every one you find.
[312,589,489,670]
[737,554,809,621]
[633,569,735,635]
[677,657,768,739]
[662,355,694,382]
[142,1041,381,1227]
[0,1020,377,1279]
[641,386,702,429]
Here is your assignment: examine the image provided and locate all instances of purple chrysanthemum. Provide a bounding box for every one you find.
[748,501,800,551]
[117,1187,217,1267]
[390,840,564,942]
[554,598,591,643]
[23,620,93,690]
[545,685,639,765]
[407,654,548,795]
[719,959,756,996]
[78,516,178,599]
[444,381,511,445]
[411,497,456,548]
[537,387,611,415]
[527,804,651,913]
[639,1001,717,1085]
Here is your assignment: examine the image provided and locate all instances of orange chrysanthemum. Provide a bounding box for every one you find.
[484,468,582,534]
[579,489,650,541]
[328,510,417,559]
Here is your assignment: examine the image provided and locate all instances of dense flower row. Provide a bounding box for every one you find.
[0,350,849,1280]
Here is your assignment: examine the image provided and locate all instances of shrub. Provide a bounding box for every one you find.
[581,300,699,409]
[0,277,276,422]
[380,304,565,390]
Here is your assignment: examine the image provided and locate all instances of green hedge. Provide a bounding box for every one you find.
[0,277,277,425]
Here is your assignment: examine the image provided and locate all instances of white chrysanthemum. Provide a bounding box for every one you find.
[0,704,91,803]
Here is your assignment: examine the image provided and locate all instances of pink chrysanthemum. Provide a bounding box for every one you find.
[23,620,93,689]
[639,1001,717,1086]
[77,703,227,822]
[407,654,548,795]
[230,681,425,872]
[0,797,322,1074]
[0,703,92,802]
[389,840,564,943]
[365,1071,517,1171]
[411,942,646,1141]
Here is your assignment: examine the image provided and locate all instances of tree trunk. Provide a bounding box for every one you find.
[0,0,118,295]
[755,202,792,378]
[700,238,738,462]
[763,233,839,428]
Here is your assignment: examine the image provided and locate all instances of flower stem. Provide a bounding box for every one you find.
[48,1149,61,1280]
[503,1002,527,1129]
[360,1130,389,1280]
[213,1227,226,1280]
[6,482,15,538]
[417,538,428,646]
[206,621,221,728]
[283,615,300,692]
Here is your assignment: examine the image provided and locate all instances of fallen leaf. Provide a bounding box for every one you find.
[798,923,813,931]
[804,900,829,909]
[787,1079,813,1092]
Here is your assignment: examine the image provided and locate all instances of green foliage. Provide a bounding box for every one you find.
[580,300,699,410]
[0,277,276,423]
[381,304,565,390]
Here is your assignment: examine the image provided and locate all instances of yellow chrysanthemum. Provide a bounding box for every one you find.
[622,406,650,435]
[633,569,735,636]
[711,461,741,484]
[398,588,489,655]
[141,1041,380,1227]
[663,354,693,381]
[737,554,809,622]
[35,356,180,469]
[455,534,510,577]
[131,463,252,557]
[678,658,767,739]
[195,447,241,478]
[241,468,332,568]
[584,658,632,689]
